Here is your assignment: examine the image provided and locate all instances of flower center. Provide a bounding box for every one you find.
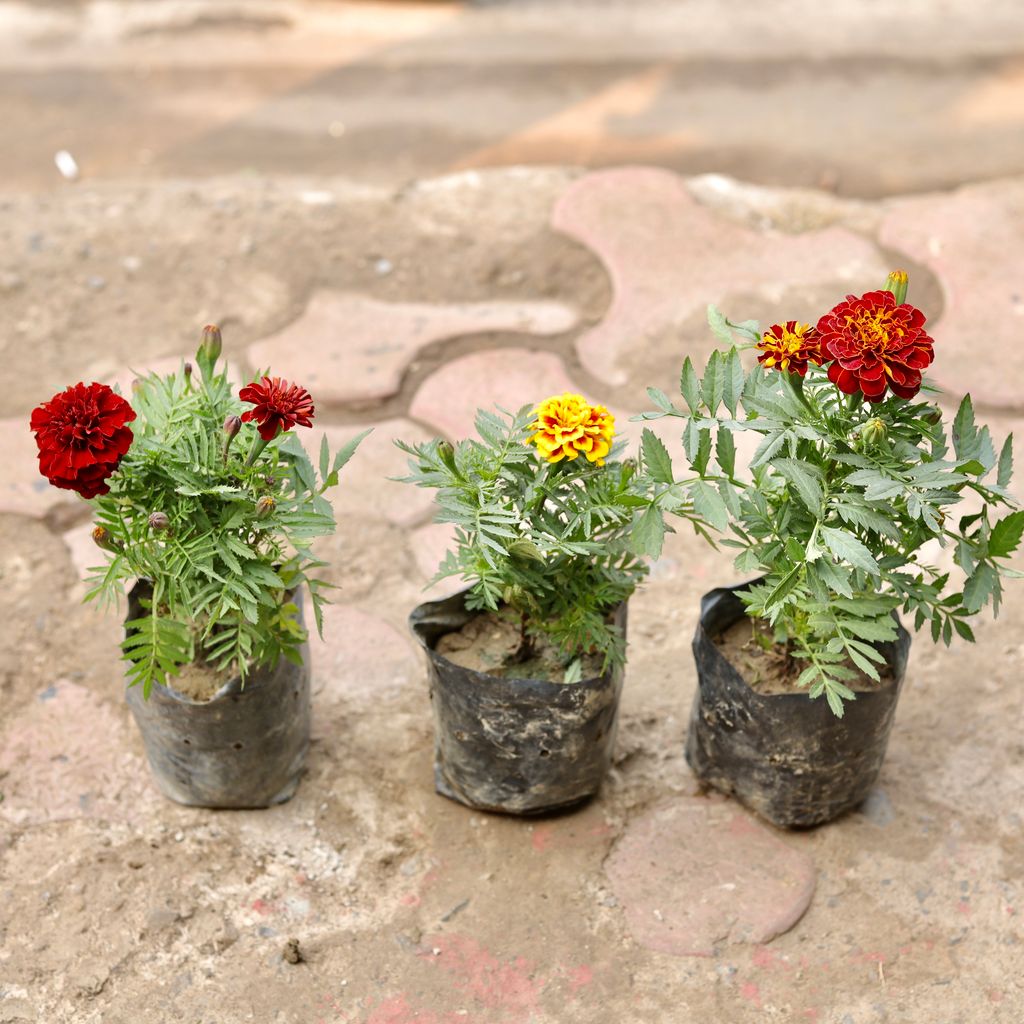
[846,308,904,351]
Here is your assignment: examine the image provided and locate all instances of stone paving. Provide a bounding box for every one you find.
[2,166,1024,1022]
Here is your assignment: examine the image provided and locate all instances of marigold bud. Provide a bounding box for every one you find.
[883,269,909,306]
[198,324,222,371]
[861,417,888,448]
[223,414,241,439]
[92,524,121,552]
[148,511,170,531]
[255,495,275,519]
[184,361,193,382]
[437,440,457,472]
[130,377,144,394]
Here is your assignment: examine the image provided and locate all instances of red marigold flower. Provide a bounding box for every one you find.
[756,321,822,376]
[239,376,315,441]
[29,382,136,499]
[816,289,934,403]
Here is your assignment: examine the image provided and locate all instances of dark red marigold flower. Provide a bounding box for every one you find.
[756,321,822,376]
[239,376,315,441]
[816,289,934,403]
[29,382,136,499]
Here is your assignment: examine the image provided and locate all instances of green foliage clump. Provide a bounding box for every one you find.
[88,350,367,696]
[635,308,1021,716]
[398,406,655,678]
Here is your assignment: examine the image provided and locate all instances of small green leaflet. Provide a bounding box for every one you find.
[632,505,667,559]
[707,304,734,346]
[820,526,880,575]
[692,481,730,531]
[680,358,701,413]
[963,563,998,613]
[722,348,745,417]
[988,510,1024,559]
[998,434,1014,488]
[773,458,823,514]
[641,428,674,485]
[702,350,724,416]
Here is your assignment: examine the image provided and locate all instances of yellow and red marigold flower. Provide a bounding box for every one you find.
[527,393,614,466]
[816,289,934,403]
[756,321,822,377]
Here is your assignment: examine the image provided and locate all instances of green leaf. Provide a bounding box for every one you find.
[821,526,880,575]
[952,395,977,461]
[319,433,330,484]
[646,387,675,414]
[750,430,786,469]
[773,458,823,515]
[692,481,730,531]
[702,350,724,416]
[989,510,1024,558]
[632,506,667,559]
[707,304,733,346]
[998,434,1014,488]
[762,564,802,610]
[331,428,372,478]
[641,428,674,485]
[716,426,736,477]
[680,358,701,413]
[963,563,998,613]
[722,348,745,417]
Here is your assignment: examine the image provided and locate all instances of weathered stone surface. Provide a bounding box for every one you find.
[0,681,152,827]
[605,797,816,956]
[308,603,421,708]
[553,166,887,386]
[409,347,579,440]
[879,184,1024,408]
[409,520,463,601]
[247,292,578,407]
[0,416,81,520]
[310,419,436,528]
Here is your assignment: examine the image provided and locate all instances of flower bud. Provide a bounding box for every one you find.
[223,414,241,440]
[883,269,909,306]
[184,361,193,381]
[148,511,170,531]
[199,324,222,362]
[861,416,888,448]
[437,440,457,473]
[130,377,144,395]
[92,524,121,552]
[255,495,275,519]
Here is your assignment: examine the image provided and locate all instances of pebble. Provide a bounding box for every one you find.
[174,830,184,842]
[0,271,23,293]
[86,275,106,292]
[374,258,393,276]
[122,255,141,273]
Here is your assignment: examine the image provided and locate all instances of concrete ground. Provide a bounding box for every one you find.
[3,3,1024,1024]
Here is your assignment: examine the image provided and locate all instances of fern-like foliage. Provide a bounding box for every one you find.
[635,307,1021,716]
[397,406,658,675]
[87,352,368,697]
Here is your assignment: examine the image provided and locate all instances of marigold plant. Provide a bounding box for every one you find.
[30,327,368,696]
[636,272,1022,715]
[398,396,661,676]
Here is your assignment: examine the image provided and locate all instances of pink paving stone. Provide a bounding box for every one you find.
[409,520,463,601]
[408,347,579,440]
[553,166,887,385]
[309,419,436,528]
[0,415,80,520]
[605,796,816,957]
[0,680,154,827]
[879,186,1024,407]
[308,603,421,709]
[246,292,579,407]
